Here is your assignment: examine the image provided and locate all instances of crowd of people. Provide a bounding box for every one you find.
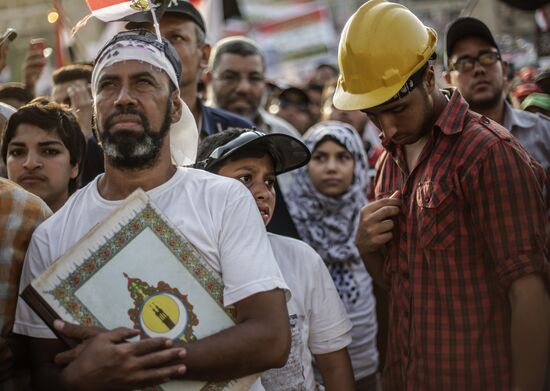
[0,0,549,390]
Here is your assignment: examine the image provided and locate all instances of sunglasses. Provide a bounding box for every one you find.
[451,51,501,73]
[196,130,266,170]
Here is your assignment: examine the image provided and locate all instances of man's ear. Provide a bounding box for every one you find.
[501,60,509,80]
[204,70,212,85]
[424,65,436,93]
[443,70,452,86]
[199,43,211,70]
[170,89,182,124]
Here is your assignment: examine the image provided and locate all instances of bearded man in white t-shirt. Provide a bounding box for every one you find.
[13,29,291,391]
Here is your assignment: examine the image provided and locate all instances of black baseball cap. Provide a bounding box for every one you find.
[198,130,311,175]
[445,17,500,68]
[165,0,206,33]
[279,87,311,111]
[126,1,206,34]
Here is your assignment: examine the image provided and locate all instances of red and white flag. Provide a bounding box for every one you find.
[73,0,168,37]
[86,0,151,22]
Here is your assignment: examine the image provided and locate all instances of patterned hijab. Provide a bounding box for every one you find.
[286,121,369,265]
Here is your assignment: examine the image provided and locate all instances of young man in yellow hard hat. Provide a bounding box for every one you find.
[335,1,550,390]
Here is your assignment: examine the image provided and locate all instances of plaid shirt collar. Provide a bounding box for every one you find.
[434,88,470,136]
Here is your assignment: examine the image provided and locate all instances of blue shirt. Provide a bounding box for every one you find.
[503,102,550,213]
[200,101,254,137]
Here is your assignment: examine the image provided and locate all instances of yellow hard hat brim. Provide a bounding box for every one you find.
[333,79,408,111]
[334,25,437,111]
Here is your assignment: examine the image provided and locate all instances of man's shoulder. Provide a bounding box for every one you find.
[259,110,301,137]
[181,167,252,201]
[516,109,550,142]
[447,109,514,153]
[510,106,550,130]
[202,105,254,131]
[443,110,543,180]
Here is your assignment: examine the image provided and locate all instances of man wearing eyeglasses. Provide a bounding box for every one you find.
[127,1,254,139]
[206,36,304,240]
[444,18,550,239]
[206,36,300,139]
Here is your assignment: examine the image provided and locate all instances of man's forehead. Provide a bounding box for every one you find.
[218,53,263,71]
[363,92,413,114]
[98,60,168,79]
[450,36,498,58]
[161,13,197,28]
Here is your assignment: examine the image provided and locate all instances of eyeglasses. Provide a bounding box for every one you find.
[195,130,266,170]
[451,51,501,73]
[214,73,265,87]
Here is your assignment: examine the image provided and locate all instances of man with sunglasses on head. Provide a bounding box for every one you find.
[444,18,550,243]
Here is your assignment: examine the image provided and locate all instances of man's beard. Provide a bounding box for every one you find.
[467,88,503,111]
[97,102,172,170]
[218,92,262,122]
[391,88,433,146]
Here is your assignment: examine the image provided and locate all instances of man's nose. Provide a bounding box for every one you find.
[378,115,398,140]
[235,76,253,92]
[114,84,137,107]
[472,59,487,76]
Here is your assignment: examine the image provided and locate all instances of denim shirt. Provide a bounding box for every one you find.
[503,101,550,214]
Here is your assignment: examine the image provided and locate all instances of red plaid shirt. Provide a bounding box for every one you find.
[374,90,549,390]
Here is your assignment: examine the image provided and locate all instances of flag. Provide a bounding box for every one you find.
[73,0,169,36]
[53,0,69,67]
[86,0,150,22]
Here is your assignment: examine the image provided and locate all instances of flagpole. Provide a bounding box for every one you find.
[53,0,67,67]
[148,0,162,42]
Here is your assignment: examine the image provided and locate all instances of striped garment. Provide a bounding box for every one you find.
[375,89,550,390]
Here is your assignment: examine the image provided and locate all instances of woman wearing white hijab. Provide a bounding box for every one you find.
[286,120,379,390]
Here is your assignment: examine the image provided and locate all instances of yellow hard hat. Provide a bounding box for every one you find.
[333,0,437,111]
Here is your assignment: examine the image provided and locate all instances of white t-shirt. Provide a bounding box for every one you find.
[261,234,352,391]
[14,167,289,341]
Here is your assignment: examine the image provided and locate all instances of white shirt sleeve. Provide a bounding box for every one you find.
[218,189,289,307]
[14,231,57,338]
[307,255,352,355]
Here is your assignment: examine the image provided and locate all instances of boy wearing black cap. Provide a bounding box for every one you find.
[197,129,355,391]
